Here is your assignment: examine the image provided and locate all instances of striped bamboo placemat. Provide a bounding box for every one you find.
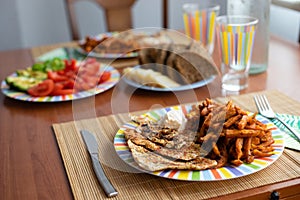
[31,41,78,58]
[52,90,300,199]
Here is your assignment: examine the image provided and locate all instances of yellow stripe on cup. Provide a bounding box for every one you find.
[195,10,200,41]
[237,31,242,66]
[227,25,233,65]
[208,11,216,44]
[183,13,190,37]
[227,24,233,32]
[222,31,229,65]
[246,30,254,66]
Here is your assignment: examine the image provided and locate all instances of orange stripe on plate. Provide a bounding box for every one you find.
[257,157,273,162]
[210,169,222,179]
[168,170,178,178]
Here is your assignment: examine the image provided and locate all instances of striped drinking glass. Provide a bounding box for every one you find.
[182,3,220,54]
[216,15,258,91]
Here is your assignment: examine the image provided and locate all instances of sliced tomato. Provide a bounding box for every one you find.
[64,59,77,71]
[51,88,74,96]
[62,79,75,89]
[57,70,65,75]
[99,71,111,83]
[27,79,54,97]
[47,71,68,82]
[64,70,77,79]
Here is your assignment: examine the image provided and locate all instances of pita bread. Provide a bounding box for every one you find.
[127,140,217,171]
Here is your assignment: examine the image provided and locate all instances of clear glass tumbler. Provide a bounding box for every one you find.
[182,3,220,54]
[227,0,270,74]
[216,15,258,91]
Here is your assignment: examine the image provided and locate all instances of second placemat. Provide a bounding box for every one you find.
[52,90,300,199]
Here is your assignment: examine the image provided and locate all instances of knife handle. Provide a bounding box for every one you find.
[91,154,118,197]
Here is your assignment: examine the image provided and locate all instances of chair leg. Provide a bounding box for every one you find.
[298,23,300,43]
[64,0,80,40]
[162,0,168,28]
[105,8,133,32]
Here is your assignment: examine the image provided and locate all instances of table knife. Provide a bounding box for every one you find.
[80,130,118,197]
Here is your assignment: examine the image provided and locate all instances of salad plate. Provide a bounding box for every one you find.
[1,64,120,102]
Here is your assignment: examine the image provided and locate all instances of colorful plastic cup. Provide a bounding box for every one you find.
[216,15,258,91]
[182,3,220,54]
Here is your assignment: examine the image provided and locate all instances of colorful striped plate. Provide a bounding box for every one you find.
[114,105,285,181]
[1,65,120,102]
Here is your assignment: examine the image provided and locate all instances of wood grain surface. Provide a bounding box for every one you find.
[0,35,299,200]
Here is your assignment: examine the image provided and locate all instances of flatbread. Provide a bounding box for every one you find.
[127,140,217,171]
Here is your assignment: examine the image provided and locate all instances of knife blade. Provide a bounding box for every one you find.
[80,130,118,197]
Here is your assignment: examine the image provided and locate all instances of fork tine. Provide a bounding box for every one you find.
[262,95,273,112]
[257,95,264,111]
[254,95,259,110]
[254,95,262,112]
[261,95,268,110]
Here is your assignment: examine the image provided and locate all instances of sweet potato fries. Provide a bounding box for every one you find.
[190,98,275,168]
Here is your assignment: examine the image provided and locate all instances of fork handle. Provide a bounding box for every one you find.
[276,117,300,142]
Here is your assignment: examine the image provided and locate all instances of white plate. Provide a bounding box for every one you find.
[123,65,216,92]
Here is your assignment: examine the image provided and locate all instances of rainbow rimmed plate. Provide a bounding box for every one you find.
[114,105,285,181]
[1,64,120,102]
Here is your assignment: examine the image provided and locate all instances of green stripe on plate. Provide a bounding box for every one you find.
[148,111,161,121]
[192,170,200,180]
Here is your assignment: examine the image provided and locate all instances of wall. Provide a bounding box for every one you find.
[0,0,299,51]
[270,5,300,42]
[0,0,23,50]
[16,0,71,48]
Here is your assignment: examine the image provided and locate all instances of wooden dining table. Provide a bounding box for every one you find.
[0,34,299,200]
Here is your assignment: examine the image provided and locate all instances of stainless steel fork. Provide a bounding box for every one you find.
[254,94,300,142]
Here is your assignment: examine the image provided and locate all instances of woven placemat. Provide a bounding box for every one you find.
[31,42,138,68]
[31,41,78,58]
[52,90,300,199]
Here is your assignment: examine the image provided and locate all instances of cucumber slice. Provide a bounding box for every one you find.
[5,76,42,92]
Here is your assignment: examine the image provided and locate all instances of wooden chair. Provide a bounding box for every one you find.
[64,0,169,40]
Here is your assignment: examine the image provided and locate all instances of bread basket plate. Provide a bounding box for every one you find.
[114,105,285,181]
[75,47,138,59]
[122,65,216,92]
[76,32,138,59]
[1,64,120,102]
